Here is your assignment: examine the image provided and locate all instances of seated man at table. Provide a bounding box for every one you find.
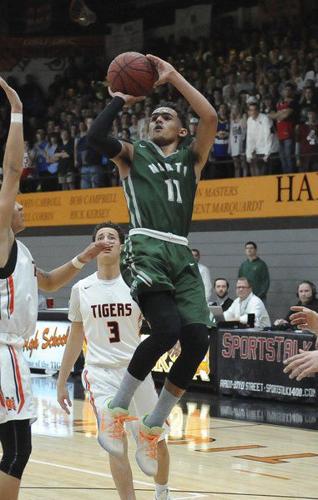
[224,277,271,329]
[274,281,318,327]
[209,278,233,312]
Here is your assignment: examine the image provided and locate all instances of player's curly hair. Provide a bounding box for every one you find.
[92,222,125,243]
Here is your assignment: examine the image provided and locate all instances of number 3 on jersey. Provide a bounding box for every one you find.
[107,321,120,343]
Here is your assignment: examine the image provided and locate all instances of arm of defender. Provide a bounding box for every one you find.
[36,240,108,291]
[283,349,318,380]
[57,321,85,414]
[147,54,218,180]
[289,306,318,334]
[0,78,23,267]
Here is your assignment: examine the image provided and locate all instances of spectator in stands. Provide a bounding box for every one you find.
[43,133,59,191]
[33,129,52,192]
[188,116,199,142]
[120,128,131,141]
[270,83,298,173]
[290,58,305,91]
[212,88,224,109]
[224,277,271,329]
[74,120,87,180]
[295,109,318,172]
[212,103,231,178]
[129,113,139,141]
[209,278,233,312]
[78,117,103,188]
[304,56,318,88]
[228,104,247,177]
[246,103,277,175]
[191,248,212,302]
[238,241,270,301]
[21,74,45,118]
[299,84,318,111]
[2,15,318,194]
[275,281,318,326]
[222,72,237,103]
[235,70,255,95]
[137,104,152,139]
[56,129,75,190]
[20,140,38,193]
[260,95,276,116]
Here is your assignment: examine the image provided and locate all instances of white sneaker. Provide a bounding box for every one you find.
[154,488,172,499]
[98,400,137,457]
[135,417,164,476]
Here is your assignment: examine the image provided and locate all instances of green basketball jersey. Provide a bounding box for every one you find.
[122,140,197,237]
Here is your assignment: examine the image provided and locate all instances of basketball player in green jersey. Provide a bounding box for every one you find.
[88,54,217,478]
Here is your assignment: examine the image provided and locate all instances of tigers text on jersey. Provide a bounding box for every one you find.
[123,140,197,237]
[68,272,141,368]
[0,240,38,348]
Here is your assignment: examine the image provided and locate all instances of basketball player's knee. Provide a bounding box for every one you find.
[0,442,32,480]
[139,292,182,345]
[181,324,210,360]
[0,420,32,480]
[151,310,181,351]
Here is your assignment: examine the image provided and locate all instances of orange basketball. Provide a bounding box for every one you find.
[107,52,158,97]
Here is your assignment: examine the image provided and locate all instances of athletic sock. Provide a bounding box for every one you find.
[155,482,169,497]
[144,387,179,428]
[110,371,142,410]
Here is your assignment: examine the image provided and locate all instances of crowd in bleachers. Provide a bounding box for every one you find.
[1,17,318,192]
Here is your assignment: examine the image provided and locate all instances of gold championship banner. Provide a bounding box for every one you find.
[17,173,318,227]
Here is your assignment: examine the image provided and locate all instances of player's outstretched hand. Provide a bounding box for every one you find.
[108,87,145,106]
[283,349,318,381]
[77,241,111,264]
[0,77,22,112]
[57,384,72,415]
[146,54,177,87]
[289,306,318,334]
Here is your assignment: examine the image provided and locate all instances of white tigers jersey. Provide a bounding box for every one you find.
[68,272,142,368]
[0,240,38,348]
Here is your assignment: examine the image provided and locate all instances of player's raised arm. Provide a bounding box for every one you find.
[0,78,24,267]
[36,239,109,292]
[87,88,144,179]
[147,54,218,177]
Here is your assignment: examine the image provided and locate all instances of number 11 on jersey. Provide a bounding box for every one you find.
[165,179,182,203]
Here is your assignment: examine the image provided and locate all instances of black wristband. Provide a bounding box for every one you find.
[110,96,126,112]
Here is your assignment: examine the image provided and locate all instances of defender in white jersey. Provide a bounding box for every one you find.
[57,223,171,500]
[0,79,109,500]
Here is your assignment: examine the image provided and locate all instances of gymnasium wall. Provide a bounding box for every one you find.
[18,173,318,322]
[20,224,318,323]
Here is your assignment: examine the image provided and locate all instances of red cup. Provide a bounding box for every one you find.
[46,297,54,309]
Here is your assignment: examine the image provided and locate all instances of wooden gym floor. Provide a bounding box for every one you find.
[18,374,317,500]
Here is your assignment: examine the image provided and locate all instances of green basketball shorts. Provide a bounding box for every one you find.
[121,234,212,327]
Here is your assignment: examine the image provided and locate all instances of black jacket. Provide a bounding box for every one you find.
[210,297,233,312]
[285,298,318,322]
